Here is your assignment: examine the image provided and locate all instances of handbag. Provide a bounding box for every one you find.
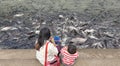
[44,42,60,66]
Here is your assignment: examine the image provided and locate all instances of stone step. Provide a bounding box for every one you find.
[0,49,35,59]
[75,58,120,66]
[79,49,120,59]
[0,49,120,66]
[0,58,119,66]
[0,49,120,59]
[0,59,41,66]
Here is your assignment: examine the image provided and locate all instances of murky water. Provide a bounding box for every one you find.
[0,12,120,49]
[0,0,120,49]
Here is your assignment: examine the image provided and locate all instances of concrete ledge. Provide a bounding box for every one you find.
[0,59,41,66]
[0,49,35,59]
[0,49,120,66]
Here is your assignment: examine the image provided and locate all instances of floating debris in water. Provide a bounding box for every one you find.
[89,35,98,40]
[84,29,95,33]
[59,15,64,19]
[104,32,114,38]
[42,22,46,24]
[92,42,103,49]
[70,37,87,44]
[35,30,40,34]
[14,13,24,17]
[1,26,18,31]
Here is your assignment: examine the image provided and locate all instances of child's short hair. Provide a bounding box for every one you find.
[67,44,77,54]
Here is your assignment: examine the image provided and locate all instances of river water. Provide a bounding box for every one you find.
[0,11,120,49]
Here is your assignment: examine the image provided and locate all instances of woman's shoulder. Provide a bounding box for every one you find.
[47,41,56,46]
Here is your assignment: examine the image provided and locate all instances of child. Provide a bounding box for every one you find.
[54,36,62,56]
[60,44,79,66]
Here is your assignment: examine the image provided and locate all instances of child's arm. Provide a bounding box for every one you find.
[75,52,79,60]
[74,52,79,65]
[60,47,66,56]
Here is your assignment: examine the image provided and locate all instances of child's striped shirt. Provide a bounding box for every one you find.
[61,46,79,65]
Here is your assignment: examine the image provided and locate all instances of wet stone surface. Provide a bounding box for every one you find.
[0,12,120,49]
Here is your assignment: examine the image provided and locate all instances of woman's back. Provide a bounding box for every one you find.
[36,41,58,65]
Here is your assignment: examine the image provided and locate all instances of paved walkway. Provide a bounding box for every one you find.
[0,49,120,66]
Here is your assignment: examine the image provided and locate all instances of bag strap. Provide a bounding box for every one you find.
[44,42,49,66]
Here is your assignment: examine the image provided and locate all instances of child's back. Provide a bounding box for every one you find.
[60,44,79,66]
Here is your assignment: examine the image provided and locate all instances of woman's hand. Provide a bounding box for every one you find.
[35,43,40,50]
[49,36,56,46]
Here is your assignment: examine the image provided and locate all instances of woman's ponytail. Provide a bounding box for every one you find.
[37,27,51,48]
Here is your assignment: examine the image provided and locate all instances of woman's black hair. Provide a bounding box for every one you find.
[67,44,77,54]
[38,27,51,47]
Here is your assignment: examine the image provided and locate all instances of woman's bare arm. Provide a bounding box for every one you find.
[34,40,40,50]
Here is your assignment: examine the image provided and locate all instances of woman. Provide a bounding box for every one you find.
[35,27,58,65]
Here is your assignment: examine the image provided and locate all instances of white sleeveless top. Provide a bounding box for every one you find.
[36,41,58,65]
